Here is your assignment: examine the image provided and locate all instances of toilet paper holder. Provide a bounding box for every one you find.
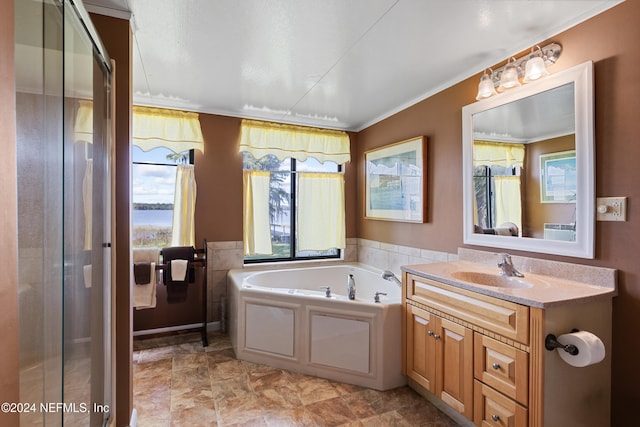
[545,329,580,355]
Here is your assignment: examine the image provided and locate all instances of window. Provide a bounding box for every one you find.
[473,165,521,230]
[131,147,192,247]
[242,152,341,262]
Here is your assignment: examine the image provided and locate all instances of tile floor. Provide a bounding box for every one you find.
[133,331,460,427]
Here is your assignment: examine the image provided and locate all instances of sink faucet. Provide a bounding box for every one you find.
[497,253,524,277]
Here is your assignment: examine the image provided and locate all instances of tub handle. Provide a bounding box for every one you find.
[319,286,332,298]
[374,292,387,303]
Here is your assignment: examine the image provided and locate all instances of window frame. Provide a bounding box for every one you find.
[131,148,194,248]
[243,156,342,264]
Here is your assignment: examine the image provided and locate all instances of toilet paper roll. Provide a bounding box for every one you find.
[556,331,605,367]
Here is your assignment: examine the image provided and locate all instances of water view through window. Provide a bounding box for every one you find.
[132,146,185,247]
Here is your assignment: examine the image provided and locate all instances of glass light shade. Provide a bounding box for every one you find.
[523,56,549,82]
[498,62,521,92]
[476,73,497,100]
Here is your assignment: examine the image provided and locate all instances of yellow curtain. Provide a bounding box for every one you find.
[76,102,205,153]
[133,105,204,154]
[297,172,346,251]
[171,164,197,247]
[243,171,273,255]
[74,99,94,143]
[494,176,522,232]
[473,140,525,168]
[239,119,350,164]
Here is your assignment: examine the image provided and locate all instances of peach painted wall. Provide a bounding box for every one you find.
[0,0,20,426]
[524,135,576,238]
[356,2,640,424]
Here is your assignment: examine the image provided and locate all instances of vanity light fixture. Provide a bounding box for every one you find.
[475,42,562,100]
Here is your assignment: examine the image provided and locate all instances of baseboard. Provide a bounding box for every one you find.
[132,321,220,337]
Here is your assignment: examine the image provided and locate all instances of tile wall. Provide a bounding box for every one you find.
[205,238,456,325]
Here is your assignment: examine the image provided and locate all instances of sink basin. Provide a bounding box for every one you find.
[450,271,534,289]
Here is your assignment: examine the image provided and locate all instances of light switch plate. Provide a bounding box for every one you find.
[596,197,627,221]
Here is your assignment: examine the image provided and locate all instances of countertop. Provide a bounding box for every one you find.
[402,260,617,308]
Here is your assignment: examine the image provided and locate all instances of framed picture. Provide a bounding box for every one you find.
[364,136,426,222]
[540,150,577,203]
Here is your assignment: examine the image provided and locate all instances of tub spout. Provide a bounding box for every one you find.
[381,271,402,287]
[347,274,356,300]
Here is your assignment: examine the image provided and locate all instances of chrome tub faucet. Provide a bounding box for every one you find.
[381,270,402,286]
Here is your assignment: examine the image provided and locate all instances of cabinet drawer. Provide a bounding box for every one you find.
[474,380,528,427]
[474,333,528,405]
[407,274,529,344]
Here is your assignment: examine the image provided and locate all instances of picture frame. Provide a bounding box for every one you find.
[364,136,426,222]
[540,150,577,203]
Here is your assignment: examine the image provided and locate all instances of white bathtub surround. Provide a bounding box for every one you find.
[228,263,406,390]
[206,237,452,325]
[357,238,457,277]
[205,239,359,324]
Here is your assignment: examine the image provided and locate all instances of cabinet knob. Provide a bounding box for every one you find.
[433,334,441,340]
[427,330,434,336]
[491,414,500,422]
[492,363,500,370]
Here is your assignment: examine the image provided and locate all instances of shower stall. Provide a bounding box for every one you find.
[15,0,113,425]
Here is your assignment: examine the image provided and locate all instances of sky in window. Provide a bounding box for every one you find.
[132,146,178,204]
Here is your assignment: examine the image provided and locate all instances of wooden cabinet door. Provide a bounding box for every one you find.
[438,317,474,420]
[406,305,437,392]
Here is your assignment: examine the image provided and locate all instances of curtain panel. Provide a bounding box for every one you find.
[297,172,346,251]
[243,170,273,255]
[171,164,197,247]
[493,175,522,232]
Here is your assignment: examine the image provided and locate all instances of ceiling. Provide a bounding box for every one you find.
[84,0,623,131]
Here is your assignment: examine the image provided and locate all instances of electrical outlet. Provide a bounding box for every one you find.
[596,197,627,221]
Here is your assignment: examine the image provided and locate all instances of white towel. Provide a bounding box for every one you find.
[83,265,92,288]
[171,259,189,281]
[134,262,157,309]
[133,247,160,263]
[132,248,160,309]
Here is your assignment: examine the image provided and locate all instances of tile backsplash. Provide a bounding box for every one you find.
[205,238,456,324]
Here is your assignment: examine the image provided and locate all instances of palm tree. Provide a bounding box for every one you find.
[242,153,290,227]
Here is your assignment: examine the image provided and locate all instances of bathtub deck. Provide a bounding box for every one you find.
[133,331,461,426]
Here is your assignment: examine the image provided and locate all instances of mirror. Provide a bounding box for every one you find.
[462,61,594,258]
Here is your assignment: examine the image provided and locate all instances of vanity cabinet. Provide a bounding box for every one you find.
[406,304,473,418]
[402,266,614,427]
[403,272,531,426]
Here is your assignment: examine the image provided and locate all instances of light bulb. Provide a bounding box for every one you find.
[498,60,521,92]
[476,72,497,100]
[523,56,549,82]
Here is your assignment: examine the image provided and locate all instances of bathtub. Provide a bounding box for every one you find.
[227,263,405,390]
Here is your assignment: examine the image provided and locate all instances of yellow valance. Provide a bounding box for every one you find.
[133,105,204,154]
[473,140,525,168]
[239,119,350,164]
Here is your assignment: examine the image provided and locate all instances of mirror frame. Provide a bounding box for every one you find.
[462,61,594,258]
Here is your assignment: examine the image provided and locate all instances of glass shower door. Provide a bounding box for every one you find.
[15,1,113,425]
